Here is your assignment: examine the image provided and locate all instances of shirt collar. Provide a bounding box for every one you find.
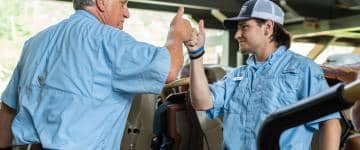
[246,45,287,66]
[72,10,99,22]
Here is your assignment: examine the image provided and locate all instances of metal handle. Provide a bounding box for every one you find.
[343,79,360,103]
[257,79,360,150]
[164,77,190,89]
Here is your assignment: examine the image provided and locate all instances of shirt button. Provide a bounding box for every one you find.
[38,76,45,86]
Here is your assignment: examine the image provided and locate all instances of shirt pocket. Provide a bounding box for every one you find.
[277,68,301,106]
[260,71,299,113]
[279,68,300,93]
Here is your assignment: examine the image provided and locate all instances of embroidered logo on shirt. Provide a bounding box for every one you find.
[232,76,244,81]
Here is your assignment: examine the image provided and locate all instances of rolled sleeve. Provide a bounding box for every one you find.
[206,74,232,119]
[305,113,340,130]
[206,91,224,119]
[108,31,170,95]
[139,47,170,94]
[209,83,225,109]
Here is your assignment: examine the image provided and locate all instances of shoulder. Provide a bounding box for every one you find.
[98,23,129,36]
[99,26,137,44]
[285,50,313,65]
[284,50,322,71]
[21,20,67,52]
[284,50,326,83]
[68,14,137,43]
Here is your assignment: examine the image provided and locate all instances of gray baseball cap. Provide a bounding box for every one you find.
[224,0,285,29]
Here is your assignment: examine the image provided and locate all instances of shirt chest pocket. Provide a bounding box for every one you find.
[278,68,300,93]
[261,69,300,111]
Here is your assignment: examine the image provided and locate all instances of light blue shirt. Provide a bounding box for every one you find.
[207,46,340,150]
[1,10,170,149]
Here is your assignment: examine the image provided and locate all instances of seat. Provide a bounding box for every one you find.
[156,64,229,150]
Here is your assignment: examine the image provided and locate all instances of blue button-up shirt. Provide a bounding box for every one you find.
[1,10,170,149]
[207,46,339,150]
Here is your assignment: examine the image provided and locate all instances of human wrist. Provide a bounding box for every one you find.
[189,47,205,60]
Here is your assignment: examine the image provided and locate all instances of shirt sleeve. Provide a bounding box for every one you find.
[302,62,341,130]
[1,64,21,109]
[105,30,170,95]
[206,71,235,119]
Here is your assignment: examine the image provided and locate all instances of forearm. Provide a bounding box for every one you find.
[319,119,341,150]
[165,33,184,83]
[0,102,15,147]
[351,101,360,131]
[165,7,191,83]
[190,58,213,110]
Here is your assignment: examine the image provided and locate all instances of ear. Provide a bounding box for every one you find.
[264,20,274,37]
[96,0,106,12]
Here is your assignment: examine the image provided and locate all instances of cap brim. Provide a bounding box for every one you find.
[223,16,250,29]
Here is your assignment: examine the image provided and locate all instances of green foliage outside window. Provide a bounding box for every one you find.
[0,0,32,92]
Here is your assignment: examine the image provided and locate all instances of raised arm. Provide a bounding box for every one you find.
[185,20,213,110]
[165,7,192,83]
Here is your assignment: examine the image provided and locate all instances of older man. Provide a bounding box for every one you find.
[0,0,192,149]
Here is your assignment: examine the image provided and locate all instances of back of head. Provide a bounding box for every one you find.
[73,0,96,10]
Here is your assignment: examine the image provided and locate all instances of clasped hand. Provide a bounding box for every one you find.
[170,7,206,53]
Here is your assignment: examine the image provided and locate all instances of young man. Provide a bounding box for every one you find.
[185,0,341,149]
[0,0,192,149]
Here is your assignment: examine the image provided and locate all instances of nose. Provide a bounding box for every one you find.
[123,6,130,18]
[234,29,242,40]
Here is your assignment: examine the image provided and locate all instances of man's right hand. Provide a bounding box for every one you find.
[184,20,205,53]
[170,7,192,42]
[165,6,191,83]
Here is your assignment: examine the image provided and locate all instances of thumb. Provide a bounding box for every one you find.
[199,19,205,34]
[175,6,184,19]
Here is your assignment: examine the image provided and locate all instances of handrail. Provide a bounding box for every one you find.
[343,80,360,103]
[164,78,190,89]
[257,79,360,150]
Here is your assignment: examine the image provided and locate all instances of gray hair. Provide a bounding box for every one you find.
[73,0,96,10]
